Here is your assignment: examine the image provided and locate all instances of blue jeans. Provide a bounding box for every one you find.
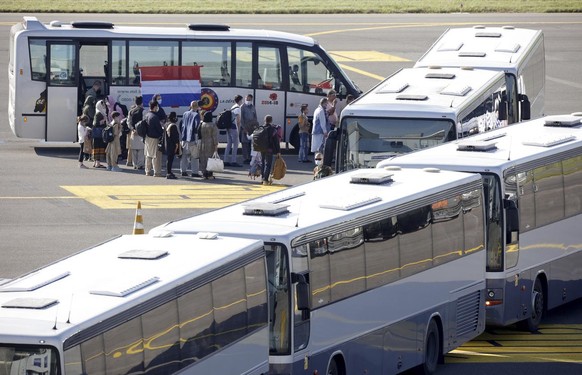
[225,128,239,163]
[298,132,309,161]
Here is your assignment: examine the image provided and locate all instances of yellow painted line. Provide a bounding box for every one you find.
[60,184,285,209]
[328,51,409,63]
[338,63,385,81]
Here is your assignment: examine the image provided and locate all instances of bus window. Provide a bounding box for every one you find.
[287,47,308,93]
[257,46,282,90]
[235,42,252,88]
[29,39,47,81]
[458,88,507,137]
[302,50,335,96]
[128,40,179,85]
[111,40,127,86]
[183,41,231,87]
[49,44,76,86]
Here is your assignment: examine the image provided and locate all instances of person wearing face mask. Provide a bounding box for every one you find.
[240,94,258,164]
[150,93,167,125]
[313,152,333,180]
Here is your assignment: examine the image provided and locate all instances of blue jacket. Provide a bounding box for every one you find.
[181,109,200,142]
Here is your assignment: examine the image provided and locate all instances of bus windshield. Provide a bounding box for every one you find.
[337,117,456,171]
[0,345,59,375]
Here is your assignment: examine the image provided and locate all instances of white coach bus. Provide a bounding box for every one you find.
[8,16,360,147]
[152,167,488,374]
[379,114,582,331]
[336,66,513,172]
[415,25,545,122]
[0,233,269,375]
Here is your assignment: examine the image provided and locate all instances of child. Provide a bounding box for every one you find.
[313,152,333,180]
[298,104,310,162]
[77,114,90,169]
[247,133,262,179]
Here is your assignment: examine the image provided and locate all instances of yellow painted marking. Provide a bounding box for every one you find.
[61,184,285,209]
[446,324,582,364]
[329,51,409,63]
[337,64,386,81]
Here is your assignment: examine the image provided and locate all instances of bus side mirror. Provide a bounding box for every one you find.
[519,94,531,120]
[292,273,310,311]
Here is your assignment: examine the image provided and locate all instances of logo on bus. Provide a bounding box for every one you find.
[261,93,279,105]
[199,88,219,113]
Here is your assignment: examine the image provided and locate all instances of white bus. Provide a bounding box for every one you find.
[8,16,360,147]
[379,114,582,331]
[0,233,269,375]
[415,25,545,122]
[336,66,513,172]
[152,167,487,374]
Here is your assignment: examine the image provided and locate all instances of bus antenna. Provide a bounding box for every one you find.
[66,293,74,324]
[52,304,59,330]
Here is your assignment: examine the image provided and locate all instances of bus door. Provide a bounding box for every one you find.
[46,41,79,141]
[254,44,286,140]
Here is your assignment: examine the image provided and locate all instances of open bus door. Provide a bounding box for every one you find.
[46,41,79,141]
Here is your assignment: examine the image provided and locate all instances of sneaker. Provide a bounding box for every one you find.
[111,166,121,172]
[191,172,201,178]
[181,172,188,177]
[79,164,88,169]
[106,166,112,171]
[166,174,177,180]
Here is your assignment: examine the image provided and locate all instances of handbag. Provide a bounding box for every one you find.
[206,151,224,172]
[271,154,287,180]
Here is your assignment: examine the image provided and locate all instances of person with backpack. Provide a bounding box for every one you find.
[105,111,122,172]
[165,112,181,180]
[259,115,281,186]
[180,101,201,178]
[224,94,243,167]
[144,101,164,177]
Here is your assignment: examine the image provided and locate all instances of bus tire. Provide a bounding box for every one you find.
[416,319,441,375]
[327,356,344,375]
[518,277,545,332]
[289,125,300,152]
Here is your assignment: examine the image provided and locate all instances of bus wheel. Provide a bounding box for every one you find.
[416,319,441,375]
[518,277,544,332]
[327,357,344,375]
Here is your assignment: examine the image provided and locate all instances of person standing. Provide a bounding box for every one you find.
[297,104,310,162]
[92,99,108,168]
[326,90,338,130]
[77,114,90,169]
[180,101,201,177]
[165,112,181,180]
[240,94,258,164]
[85,80,102,101]
[260,115,281,186]
[105,111,122,172]
[126,95,145,168]
[311,97,329,154]
[199,111,219,179]
[150,93,167,124]
[144,101,164,177]
[224,94,242,167]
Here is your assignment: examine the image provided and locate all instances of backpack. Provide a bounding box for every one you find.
[127,106,143,128]
[135,119,148,138]
[216,109,232,130]
[252,125,271,153]
[115,102,129,117]
[102,125,114,144]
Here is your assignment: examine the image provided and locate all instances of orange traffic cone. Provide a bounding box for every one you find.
[133,201,144,235]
